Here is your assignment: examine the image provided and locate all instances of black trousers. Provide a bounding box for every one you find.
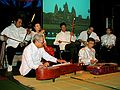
[6,45,25,65]
[7,46,16,65]
[24,69,36,78]
[99,46,117,63]
[65,40,81,63]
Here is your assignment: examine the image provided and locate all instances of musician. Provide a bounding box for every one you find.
[100,28,116,62]
[19,34,66,77]
[78,26,100,47]
[54,22,76,50]
[31,23,46,47]
[78,38,98,66]
[1,16,31,72]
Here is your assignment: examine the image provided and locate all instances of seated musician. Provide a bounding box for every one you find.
[54,22,78,63]
[78,26,100,47]
[31,22,47,47]
[1,16,31,72]
[31,22,54,56]
[78,38,98,67]
[100,28,116,62]
[19,34,66,77]
[54,22,76,50]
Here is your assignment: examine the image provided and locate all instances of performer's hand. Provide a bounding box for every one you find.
[109,45,114,49]
[57,59,67,64]
[90,60,98,64]
[43,62,50,67]
[2,35,8,41]
[58,40,62,43]
[70,32,74,36]
[83,41,87,46]
[95,39,100,43]
[43,43,47,48]
[26,28,31,34]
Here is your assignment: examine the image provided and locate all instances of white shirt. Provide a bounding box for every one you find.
[19,42,57,76]
[1,24,31,48]
[78,31,100,46]
[78,47,97,65]
[54,31,76,50]
[101,34,116,46]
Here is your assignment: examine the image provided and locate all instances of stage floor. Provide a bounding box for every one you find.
[13,71,120,90]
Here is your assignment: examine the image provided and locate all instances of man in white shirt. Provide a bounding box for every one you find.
[78,26,100,46]
[78,38,98,66]
[54,22,79,63]
[54,22,76,50]
[100,28,116,62]
[1,16,31,72]
[19,34,66,77]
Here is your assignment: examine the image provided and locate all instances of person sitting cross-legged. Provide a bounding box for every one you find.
[19,34,66,77]
[78,38,98,70]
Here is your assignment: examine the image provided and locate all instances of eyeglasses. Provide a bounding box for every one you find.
[36,39,44,44]
[88,42,95,45]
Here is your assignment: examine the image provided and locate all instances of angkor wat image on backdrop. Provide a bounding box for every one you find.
[43,2,90,44]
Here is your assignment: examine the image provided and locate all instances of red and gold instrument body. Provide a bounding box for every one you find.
[87,63,118,75]
[36,66,60,81]
[36,63,82,81]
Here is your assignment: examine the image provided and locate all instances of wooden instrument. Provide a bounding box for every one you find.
[70,18,75,42]
[53,62,82,75]
[87,63,118,75]
[0,41,6,69]
[72,18,75,33]
[44,46,55,56]
[36,63,83,81]
[36,66,60,82]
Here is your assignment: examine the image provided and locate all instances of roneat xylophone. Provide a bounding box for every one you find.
[36,62,83,82]
[86,63,118,75]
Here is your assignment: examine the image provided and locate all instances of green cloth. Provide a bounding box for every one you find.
[0,79,32,90]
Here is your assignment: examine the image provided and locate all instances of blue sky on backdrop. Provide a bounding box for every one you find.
[43,0,90,19]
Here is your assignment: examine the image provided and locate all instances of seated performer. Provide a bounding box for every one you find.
[78,38,98,66]
[31,23,47,47]
[54,22,79,63]
[1,16,31,72]
[31,22,55,56]
[78,26,100,47]
[54,22,76,50]
[19,34,66,77]
[100,28,116,62]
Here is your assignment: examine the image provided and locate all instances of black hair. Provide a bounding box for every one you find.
[33,22,41,27]
[60,22,66,28]
[87,38,95,43]
[88,25,94,29]
[14,16,23,22]
[106,27,112,31]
